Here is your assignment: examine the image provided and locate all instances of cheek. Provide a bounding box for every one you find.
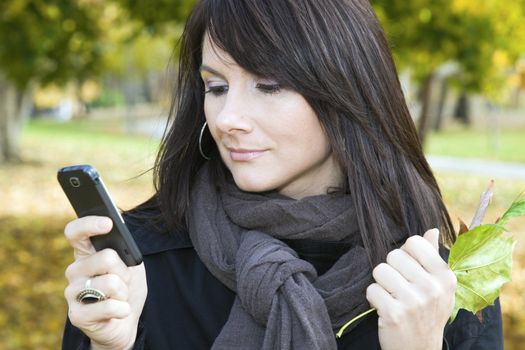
[203,99,217,123]
[285,131,331,167]
[203,100,222,139]
[279,105,329,154]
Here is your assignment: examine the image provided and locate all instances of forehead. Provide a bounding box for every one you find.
[201,34,237,68]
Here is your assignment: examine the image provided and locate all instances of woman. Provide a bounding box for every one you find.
[62,1,503,349]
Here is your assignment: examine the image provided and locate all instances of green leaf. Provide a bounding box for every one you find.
[447,198,525,322]
[497,199,525,226]
[448,224,515,322]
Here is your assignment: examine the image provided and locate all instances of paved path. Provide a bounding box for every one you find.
[427,155,525,180]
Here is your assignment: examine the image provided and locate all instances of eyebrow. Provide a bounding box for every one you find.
[199,65,226,79]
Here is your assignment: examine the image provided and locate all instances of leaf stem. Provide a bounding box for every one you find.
[469,180,494,229]
[336,307,376,338]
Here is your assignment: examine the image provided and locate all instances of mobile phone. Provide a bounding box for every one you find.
[57,164,143,266]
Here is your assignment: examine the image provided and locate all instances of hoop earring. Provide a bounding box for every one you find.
[199,121,212,160]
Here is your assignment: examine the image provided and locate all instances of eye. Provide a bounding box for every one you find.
[256,83,281,95]
[204,85,229,96]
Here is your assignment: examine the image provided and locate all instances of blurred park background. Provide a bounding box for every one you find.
[1,0,525,349]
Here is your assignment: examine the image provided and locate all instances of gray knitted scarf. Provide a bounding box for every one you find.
[187,164,384,349]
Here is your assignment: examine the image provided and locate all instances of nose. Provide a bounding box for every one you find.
[213,91,253,134]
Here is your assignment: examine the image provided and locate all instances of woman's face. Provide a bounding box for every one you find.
[200,37,343,199]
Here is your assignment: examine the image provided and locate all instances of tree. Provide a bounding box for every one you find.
[114,0,195,30]
[0,0,105,163]
[0,0,195,164]
[372,0,525,144]
[372,0,461,142]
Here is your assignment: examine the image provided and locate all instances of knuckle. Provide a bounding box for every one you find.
[376,262,389,272]
[449,293,456,310]
[63,287,68,300]
[64,284,75,300]
[385,306,403,325]
[409,295,425,310]
[436,269,457,291]
[417,296,430,310]
[366,283,377,298]
[84,322,101,334]
[386,249,402,264]
[64,263,76,281]
[104,274,126,297]
[103,299,128,317]
[436,256,449,269]
[447,271,458,290]
[419,276,440,296]
[63,220,78,240]
[425,285,441,301]
[67,307,83,326]
[105,274,121,290]
[372,263,387,280]
[103,299,119,315]
[100,248,120,266]
[406,235,422,249]
[64,216,103,240]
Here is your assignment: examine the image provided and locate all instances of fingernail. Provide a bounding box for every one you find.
[97,217,112,231]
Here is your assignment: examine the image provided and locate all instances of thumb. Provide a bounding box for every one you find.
[423,228,440,251]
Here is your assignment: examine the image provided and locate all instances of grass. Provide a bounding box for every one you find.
[426,127,525,163]
[1,118,159,217]
[0,118,524,349]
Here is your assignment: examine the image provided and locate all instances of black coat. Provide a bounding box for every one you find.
[62,211,503,350]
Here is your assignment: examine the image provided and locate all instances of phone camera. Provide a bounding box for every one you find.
[69,177,81,187]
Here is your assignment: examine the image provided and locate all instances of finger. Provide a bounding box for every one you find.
[64,216,113,259]
[65,249,130,284]
[386,248,428,284]
[423,228,439,251]
[65,274,129,303]
[401,234,448,275]
[68,299,131,327]
[385,248,452,302]
[366,283,401,322]
[372,263,413,300]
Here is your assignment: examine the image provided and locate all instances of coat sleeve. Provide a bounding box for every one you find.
[444,298,504,350]
[61,317,147,350]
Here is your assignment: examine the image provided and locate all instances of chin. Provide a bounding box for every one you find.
[231,174,276,194]
[235,182,274,194]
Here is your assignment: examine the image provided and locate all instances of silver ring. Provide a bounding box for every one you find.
[76,278,106,304]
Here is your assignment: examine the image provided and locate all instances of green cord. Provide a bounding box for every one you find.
[336,307,376,338]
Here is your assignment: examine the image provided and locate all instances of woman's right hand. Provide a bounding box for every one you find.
[63,216,147,350]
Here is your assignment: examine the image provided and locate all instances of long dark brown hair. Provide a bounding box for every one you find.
[132,0,455,266]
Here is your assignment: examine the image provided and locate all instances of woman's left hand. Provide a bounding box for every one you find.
[366,228,457,350]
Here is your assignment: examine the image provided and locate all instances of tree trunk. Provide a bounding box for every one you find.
[0,75,32,164]
[433,78,448,131]
[417,72,435,145]
[75,79,88,118]
[453,91,470,125]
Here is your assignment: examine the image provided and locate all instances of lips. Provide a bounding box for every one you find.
[227,147,268,161]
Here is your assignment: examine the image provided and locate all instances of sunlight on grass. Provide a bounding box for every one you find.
[1,119,159,217]
[426,128,525,163]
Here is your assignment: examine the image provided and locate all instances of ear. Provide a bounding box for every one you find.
[423,228,440,251]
